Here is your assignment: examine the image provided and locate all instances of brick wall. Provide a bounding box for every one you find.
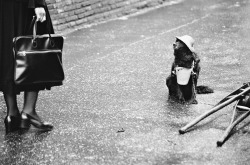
[46,0,172,33]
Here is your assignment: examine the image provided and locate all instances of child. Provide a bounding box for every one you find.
[166,35,213,104]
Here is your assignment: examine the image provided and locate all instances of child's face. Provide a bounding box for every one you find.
[173,40,185,50]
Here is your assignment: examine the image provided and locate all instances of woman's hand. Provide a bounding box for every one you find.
[35,7,46,22]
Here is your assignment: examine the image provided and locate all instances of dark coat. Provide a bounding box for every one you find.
[0,0,55,92]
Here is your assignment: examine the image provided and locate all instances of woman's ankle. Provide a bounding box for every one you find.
[7,110,20,117]
[21,110,37,117]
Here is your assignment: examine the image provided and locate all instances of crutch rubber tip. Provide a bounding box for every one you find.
[216,141,223,147]
[179,129,185,134]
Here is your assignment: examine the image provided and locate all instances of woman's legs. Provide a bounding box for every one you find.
[3,84,21,133]
[21,91,53,130]
[22,91,39,118]
[4,89,40,117]
[3,84,19,117]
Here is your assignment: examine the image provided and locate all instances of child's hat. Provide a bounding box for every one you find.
[176,35,195,52]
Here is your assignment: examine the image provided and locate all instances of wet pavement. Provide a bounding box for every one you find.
[1,0,250,164]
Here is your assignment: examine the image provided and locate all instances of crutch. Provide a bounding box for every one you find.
[179,83,250,145]
[216,93,250,146]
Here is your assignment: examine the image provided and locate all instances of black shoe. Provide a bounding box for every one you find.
[20,113,53,131]
[4,115,21,134]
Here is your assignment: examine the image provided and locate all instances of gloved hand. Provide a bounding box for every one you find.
[35,7,46,22]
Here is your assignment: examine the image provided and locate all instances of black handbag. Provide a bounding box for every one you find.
[13,19,65,86]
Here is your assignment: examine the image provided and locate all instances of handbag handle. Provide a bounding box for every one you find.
[32,16,54,48]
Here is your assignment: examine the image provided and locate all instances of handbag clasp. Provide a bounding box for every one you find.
[19,51,26,56]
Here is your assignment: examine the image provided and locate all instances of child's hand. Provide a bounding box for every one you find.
[171,71,176,77]
[192,72,197,79]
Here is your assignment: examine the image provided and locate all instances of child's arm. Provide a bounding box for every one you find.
[170,62,177,77]
[192,52,200,79]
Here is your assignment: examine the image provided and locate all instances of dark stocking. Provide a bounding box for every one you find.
[3,85,19,116]
[22,91,40,120]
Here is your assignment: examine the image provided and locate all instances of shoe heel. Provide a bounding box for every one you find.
[20,118,30,129]
[4,116,21,134]
[4,116,11,133]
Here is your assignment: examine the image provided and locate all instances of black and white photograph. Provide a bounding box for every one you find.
[1,0,250,164]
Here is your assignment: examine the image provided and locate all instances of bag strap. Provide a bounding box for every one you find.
[29,16,55,48]
[27,16,37,34]
[32,16,52,39]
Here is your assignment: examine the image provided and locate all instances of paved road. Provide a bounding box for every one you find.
[1,0,250,164]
